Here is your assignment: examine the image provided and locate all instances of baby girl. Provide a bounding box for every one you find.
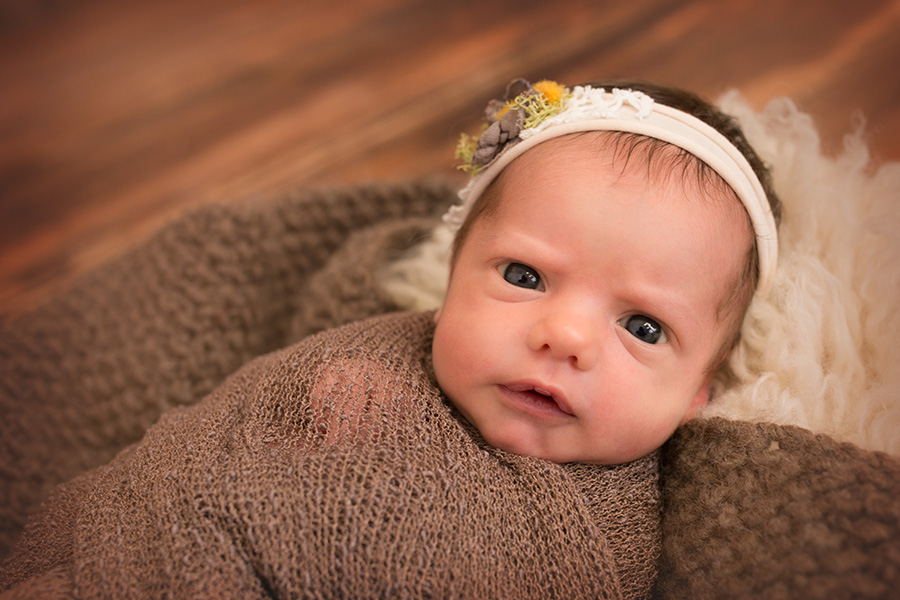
[432,78,781,464]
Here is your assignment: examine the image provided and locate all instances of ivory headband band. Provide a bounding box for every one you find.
[445,81,779,296]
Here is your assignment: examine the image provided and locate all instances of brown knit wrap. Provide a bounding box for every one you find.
[1,312,660,599]
[655,418,900,599]
[0,180,454,558]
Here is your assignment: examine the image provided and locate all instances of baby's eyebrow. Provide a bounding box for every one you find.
[487,227,565,265]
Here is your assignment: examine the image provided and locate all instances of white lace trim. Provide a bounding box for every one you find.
[520,86,654,139]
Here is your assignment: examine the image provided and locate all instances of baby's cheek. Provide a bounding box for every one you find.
[431,324,460,386]
[603,406,679,461]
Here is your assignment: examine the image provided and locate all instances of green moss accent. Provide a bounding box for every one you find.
[508,89,570,129]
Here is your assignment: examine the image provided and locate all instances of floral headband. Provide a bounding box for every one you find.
[445,79,779,295]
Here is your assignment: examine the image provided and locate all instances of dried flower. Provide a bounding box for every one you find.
[533,80,566,104]
[456,79,571,174]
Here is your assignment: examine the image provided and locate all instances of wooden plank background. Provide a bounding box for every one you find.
[1,0,898,318]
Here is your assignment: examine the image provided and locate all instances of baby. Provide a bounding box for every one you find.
[430,78,782,465]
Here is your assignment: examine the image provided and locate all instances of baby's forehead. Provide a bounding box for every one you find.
[501,131,744,211]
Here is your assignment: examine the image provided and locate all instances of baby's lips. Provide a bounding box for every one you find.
[505,381,575,416]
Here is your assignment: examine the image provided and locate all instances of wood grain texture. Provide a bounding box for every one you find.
[1,0,898,317]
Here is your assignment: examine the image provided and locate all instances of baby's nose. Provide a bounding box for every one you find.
[527,310,599,370]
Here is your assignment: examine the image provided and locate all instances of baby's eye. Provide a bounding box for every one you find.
[499,262,544,291]
[618,315,668,344]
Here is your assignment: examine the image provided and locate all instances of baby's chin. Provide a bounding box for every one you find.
[486,432,656,465]
[478,428,587,464]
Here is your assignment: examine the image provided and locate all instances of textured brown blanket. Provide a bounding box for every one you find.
[2,180,899,599]
[0,311,659,598]
[0,180,454,557]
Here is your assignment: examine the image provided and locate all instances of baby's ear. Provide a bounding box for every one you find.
[680,376,712,425]
[433,307,442,323]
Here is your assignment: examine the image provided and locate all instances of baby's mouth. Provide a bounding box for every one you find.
[500,383,574,417]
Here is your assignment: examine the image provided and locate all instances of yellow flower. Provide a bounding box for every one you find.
[533,80,566,104]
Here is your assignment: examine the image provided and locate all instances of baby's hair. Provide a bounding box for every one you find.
[452,80,783,372]
[595,80,782,223]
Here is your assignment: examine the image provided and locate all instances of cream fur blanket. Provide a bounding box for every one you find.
[710,92,900,455]
[382,93,900,457]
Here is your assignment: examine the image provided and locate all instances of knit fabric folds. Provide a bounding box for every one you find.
[1,312,660,599]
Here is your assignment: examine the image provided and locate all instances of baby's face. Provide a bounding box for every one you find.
[432,135,752,464]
